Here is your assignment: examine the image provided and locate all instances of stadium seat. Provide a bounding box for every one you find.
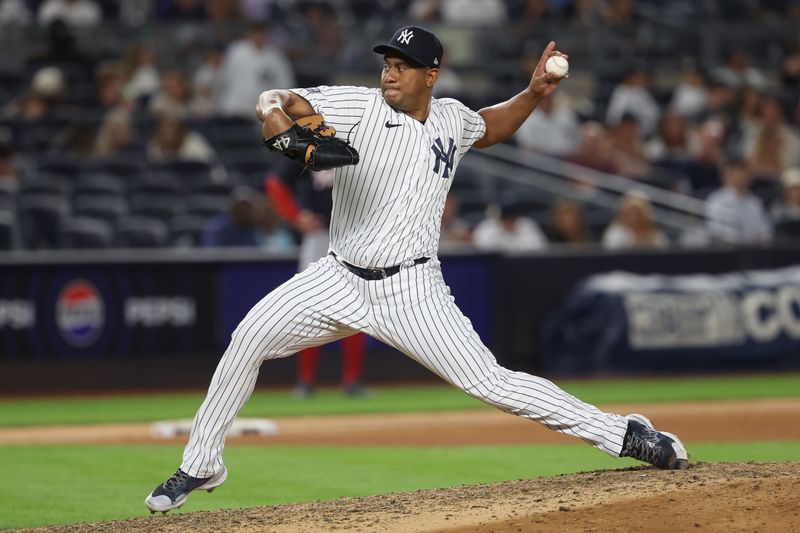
[83,157,144,179]
[18,174,71,197]
[130,192,185,221]
[169,214,211,247]
[129,172,183,196]
[185,193,229,217]
[0,180,18,211]
[114,216,169,248]
[17,194,70,249]
[36,155,82,178]
[151,160,212,179]
[74,194,129,223]
[74,174,126,196]
[59,216,113,249]
[188,173,238,196]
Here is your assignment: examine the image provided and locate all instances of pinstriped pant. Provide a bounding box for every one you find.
[181,255,629,477]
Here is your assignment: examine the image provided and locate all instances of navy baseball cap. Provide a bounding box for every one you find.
[373,26,443,69]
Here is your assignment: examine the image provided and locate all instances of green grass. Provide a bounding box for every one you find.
[1,441,797,529]
[1,374,799,427]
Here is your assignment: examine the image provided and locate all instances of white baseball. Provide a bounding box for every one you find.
[545,55,569,78]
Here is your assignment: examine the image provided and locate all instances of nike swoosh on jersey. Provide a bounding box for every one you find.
[385,121,402,128]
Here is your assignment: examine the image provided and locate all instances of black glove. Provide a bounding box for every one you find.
[264,114,359,171]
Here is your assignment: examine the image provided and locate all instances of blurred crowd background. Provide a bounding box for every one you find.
[1,0,800,253]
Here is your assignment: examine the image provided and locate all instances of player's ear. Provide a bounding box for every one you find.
[426,68,439,88]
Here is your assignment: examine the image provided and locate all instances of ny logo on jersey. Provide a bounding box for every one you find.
[397,29,414,45]
[431,137,455,179]
[272,136,291,151]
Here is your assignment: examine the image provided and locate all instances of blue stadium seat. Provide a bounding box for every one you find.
[169,214,211,247]
[18,194,70,249]
[114,216,169,248]
[74,193,129,223]
[59,216,113,249]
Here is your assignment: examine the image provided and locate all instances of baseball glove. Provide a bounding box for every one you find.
[264,114,359,171]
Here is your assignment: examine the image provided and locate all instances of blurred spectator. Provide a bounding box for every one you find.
[92,109,136,159]
[38,0,101,28]
[440,193,471,245]
[121,44,161,103]
[771,167,800,228]
[191,45,225,116]
[606,65,661,137]
[3,66,68,120]
[745,96,800,179]
[217,22,295,116]
[147,114,215,162]
[149,70,192,118]
[646,111,690,161]
[669,61,709,121]
[473,201,548,252]
[408,0,440,21]
[0,0,32,25]
[710,48,767,91]
[431,58,463,98]
[442,0,507,25]
[515,93,579,158]
[27,19,94,73]
[253,196,294,251]
[157,0,207,19]
[239,0,280,22]
[0,144,20,183]
[705,159,772,244]
[568,121,617,174]
[95,61,128,112]
[202,187,292,248]
[685,119,726,196]
[545,198,593,244]
[599,0,636,26]
[607,113,652,179]
[781,35,800,96]
[602,192,668,249]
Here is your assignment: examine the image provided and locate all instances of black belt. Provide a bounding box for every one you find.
[330,252,429,280]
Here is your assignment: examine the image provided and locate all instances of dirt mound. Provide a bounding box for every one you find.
[25,462,799,533]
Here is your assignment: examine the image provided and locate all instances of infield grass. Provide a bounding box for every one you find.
[1,373,799,427]
[1,441,798,529]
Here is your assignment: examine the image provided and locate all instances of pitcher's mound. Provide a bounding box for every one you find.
[33,461,798,533]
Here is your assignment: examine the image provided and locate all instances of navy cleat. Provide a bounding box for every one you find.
[620,414,689,470]
[145,467,227,513]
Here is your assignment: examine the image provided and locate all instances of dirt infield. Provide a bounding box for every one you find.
[25,462,800,533]
[9,398,800,532]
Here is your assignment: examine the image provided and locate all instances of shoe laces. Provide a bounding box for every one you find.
[624,425,662,465]
[163,469,189,490]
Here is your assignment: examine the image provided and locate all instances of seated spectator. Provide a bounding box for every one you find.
[146,114,215,163]
[121,43,161,103]
[218,22,295,116]
[440,193,471,246]
[545,198,593,244]
[148,69,191,118]
[92,109,137,158]
[771,167,800,231]
[202,187,263,247]
[443,0,508,25]
[607,113,652,179]
[202,187,292,249]
[606,65,661,138]
[669,60,708,121]
[3,66,68,120]
[253,197,295,251]
[710,47,767,91]
[602,191,668,249]
[191,44,224,117]
[515,93,579,158]
[705,159,772,244]
[745,96,800,179]
[684,119,726,197]
[647,111,690,161]
[567,121,617,175]
[38,0,101,28]
[473,200,548,252]
[0,0,32,25]
[0,143,20,184]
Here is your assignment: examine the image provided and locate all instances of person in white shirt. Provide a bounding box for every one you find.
[602,191,668,250]
[705,159,772,244]
[515,93,579,157]
[606,66,661,138]
[38,0,100,27]
[217,23,295,116]
[473,200,548,252]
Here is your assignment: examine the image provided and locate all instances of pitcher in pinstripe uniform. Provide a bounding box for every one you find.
[146,26,688,514]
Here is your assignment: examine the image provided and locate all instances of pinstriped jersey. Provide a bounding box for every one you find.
[291,85,486,268]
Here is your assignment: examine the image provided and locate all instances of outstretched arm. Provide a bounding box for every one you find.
[473,41,566,149]
[256,89,316,138]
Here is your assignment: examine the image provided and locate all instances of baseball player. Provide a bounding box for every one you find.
[145,26,688,514]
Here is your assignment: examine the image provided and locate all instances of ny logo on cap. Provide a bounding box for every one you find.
[397,29,414,45]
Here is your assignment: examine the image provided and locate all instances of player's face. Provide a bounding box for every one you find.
[380,55,437,111]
